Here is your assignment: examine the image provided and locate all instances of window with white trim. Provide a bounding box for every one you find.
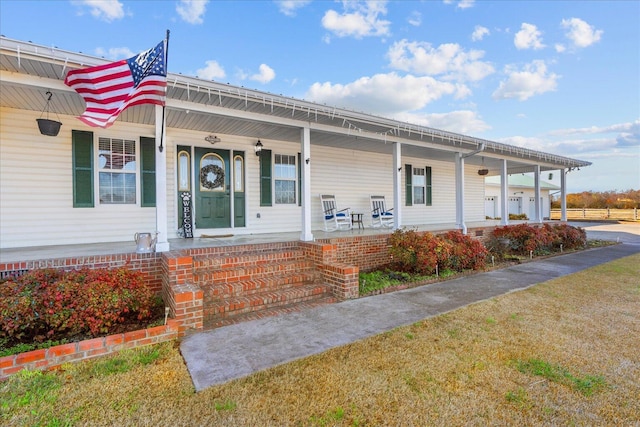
[98,137,136,204]
[274,154,296,204]
[405,163,432,206]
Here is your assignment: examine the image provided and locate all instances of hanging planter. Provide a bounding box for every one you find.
[36,91,62,137]
[477,156,488,175]
[36,118,62,136]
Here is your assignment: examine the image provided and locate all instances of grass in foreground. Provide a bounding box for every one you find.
[2,254,639,426]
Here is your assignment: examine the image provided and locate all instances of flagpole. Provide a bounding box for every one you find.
[159,29,170,152]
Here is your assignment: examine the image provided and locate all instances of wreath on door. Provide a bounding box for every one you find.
[200,164,224,189]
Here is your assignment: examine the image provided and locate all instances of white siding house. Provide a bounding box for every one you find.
[0,37,590,251]
[484,174,560,220]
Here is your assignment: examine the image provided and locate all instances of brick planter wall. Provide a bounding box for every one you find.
[0,320,179,380]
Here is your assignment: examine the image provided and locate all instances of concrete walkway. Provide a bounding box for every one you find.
[180,222,640,391]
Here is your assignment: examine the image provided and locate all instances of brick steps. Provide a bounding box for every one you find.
[194,259,318,284]
[204,282,331,327]
[206,295,337,329]
[194,244,334,329]
[194,249,306,270]
[204,271,318,297]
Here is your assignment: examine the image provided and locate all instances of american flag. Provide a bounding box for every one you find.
[65,41,167,128]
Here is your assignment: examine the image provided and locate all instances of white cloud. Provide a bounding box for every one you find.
[554,43,566,53]
[196,60,225,80]
[94,46,134,60]
[548,120,640,148]
[387,39,495,82]
[407,11,422,27]
[471,25,489,42]
[321,1,391,38]
[561,17,603,48]
[514,23,545,50]
[176,0,208,25]
[305,72,460,116]
[492,60,559,101]
[501,121,640,160]
[250,64,276,84]
[443,0,475,9]
[73,0,125,22]
[395,110,490,134]
[276,0,311,17]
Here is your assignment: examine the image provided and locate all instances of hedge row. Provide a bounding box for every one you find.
[388,230,488,275]
[0,268,157,343]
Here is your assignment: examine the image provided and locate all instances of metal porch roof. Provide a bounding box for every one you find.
[0,36,591,175]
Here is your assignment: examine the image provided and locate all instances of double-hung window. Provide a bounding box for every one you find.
[72,131,155,207]
[98,137,137,204]
[274,154,296,204]
[405,164,432,206]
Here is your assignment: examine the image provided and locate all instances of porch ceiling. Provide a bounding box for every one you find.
[1,36,591,175]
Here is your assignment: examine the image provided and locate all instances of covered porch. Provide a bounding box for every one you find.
[0,219,512,265]
[0,218,558,336]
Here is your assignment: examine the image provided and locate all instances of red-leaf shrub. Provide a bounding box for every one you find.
[442,230,489,271]
[548,223,587,249]
[388,229,487,275]
[0,267,157,342]
[491,223,586,256]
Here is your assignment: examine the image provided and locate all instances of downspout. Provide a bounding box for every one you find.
[462,142,486,160]
[456,143,485,234]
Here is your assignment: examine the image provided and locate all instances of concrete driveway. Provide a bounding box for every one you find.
[569,221,640,245]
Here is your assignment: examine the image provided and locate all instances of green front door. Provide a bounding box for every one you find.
[195,148,231,229]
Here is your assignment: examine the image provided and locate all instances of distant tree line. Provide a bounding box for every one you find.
[551,190,640,209]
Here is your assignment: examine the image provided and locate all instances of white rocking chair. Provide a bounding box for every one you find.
[370,195,394,228]
[320,194,352,231]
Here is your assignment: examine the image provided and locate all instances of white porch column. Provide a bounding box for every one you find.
[455,152,466,234]
[300,126,313,241]
[393,142,402,230]
[534,165,542,223]
[560,168,567,222]
[155,105,170,252]
[500,159,509,226]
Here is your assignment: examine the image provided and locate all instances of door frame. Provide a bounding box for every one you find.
[176,146,247,233]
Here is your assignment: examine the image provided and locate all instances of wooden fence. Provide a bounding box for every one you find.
[550,208,638,221]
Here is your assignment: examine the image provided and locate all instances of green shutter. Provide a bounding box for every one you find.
[259,149,272,206]
[140,137,156,207]
[425,166,432,206]
[72,130,94,208]
[405,164,412,206]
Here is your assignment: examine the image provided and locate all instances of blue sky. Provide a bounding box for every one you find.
[1,0,638,192]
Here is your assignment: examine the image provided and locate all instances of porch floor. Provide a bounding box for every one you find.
[0,220,508,264]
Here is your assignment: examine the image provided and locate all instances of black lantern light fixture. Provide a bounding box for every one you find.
[36,91,62,137]
[254,140,263,156]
